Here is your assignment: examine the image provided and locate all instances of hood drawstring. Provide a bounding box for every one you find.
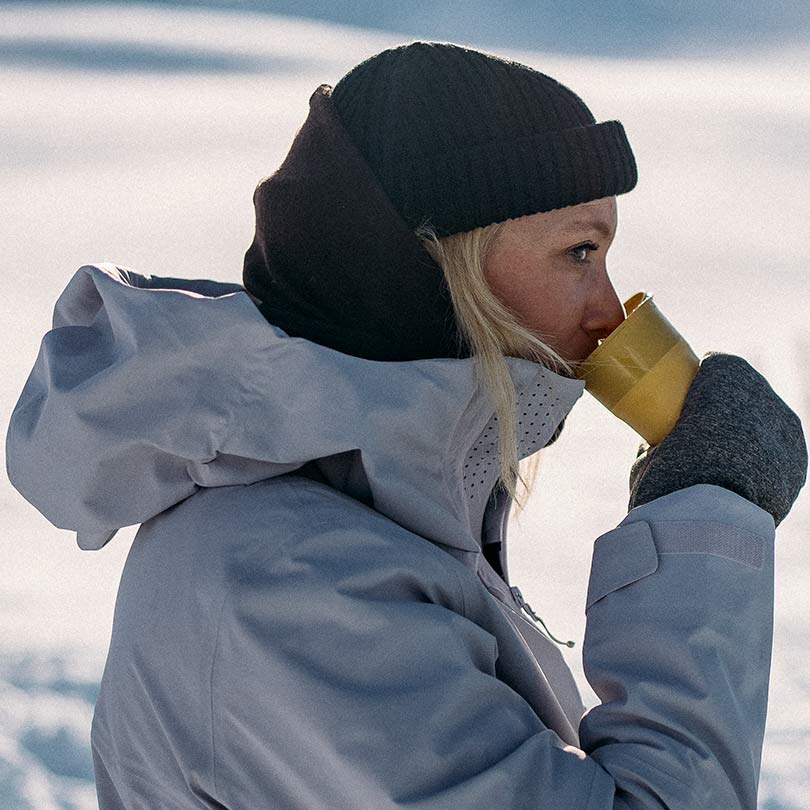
[510,586,576,648]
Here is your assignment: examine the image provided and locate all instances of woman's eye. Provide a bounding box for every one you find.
[569,241,599,264]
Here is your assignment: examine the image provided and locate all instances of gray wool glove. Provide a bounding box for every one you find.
[628,352,808,528]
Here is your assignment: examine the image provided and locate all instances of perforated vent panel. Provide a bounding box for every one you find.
[464,379,566,496]
[459,364,585,547]
[463,415,500,500]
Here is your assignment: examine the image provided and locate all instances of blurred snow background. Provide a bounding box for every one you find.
[1,2,808,808]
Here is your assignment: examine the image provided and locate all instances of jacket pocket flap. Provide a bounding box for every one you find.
[586,520,659,612]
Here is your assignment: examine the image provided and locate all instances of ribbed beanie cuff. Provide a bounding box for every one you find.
[386,118,637,236]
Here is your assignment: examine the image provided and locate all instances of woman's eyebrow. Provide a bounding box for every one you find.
[561,219,615,238]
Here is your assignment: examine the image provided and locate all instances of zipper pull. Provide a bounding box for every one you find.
[510,586,575,648]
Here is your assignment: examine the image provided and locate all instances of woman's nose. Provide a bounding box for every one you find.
[583,276,625,341]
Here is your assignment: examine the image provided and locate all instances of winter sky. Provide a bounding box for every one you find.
[1,3,809,807]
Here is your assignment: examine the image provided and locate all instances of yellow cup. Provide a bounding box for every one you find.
[576,292,700,446]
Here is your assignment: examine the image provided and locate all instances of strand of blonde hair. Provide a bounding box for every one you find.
[414,221,577,513]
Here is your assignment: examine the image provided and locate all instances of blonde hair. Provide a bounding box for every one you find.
[414,220,578,514]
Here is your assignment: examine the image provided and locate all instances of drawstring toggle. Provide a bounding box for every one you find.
[510,585,575,648]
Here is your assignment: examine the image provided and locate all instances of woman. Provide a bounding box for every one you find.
[6,41,806,809]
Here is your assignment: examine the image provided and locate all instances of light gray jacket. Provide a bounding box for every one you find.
[6,263,775,809]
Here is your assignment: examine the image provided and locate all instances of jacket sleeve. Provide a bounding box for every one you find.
[211,482,773,810]
[579,482,775,809]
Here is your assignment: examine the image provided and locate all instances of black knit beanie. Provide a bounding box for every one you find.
[242,40,637,361]
[330,41,637,237]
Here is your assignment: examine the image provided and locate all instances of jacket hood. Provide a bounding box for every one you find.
[6,263,585,557]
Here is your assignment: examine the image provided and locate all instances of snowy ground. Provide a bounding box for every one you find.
[1,3,808,808]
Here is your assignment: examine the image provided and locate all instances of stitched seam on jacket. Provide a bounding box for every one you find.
[209,583,236,801]
[657,550,763,570]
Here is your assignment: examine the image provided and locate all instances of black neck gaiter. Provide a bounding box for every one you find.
[242,84,472,362]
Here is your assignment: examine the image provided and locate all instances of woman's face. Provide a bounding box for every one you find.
[484,195,625,367]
